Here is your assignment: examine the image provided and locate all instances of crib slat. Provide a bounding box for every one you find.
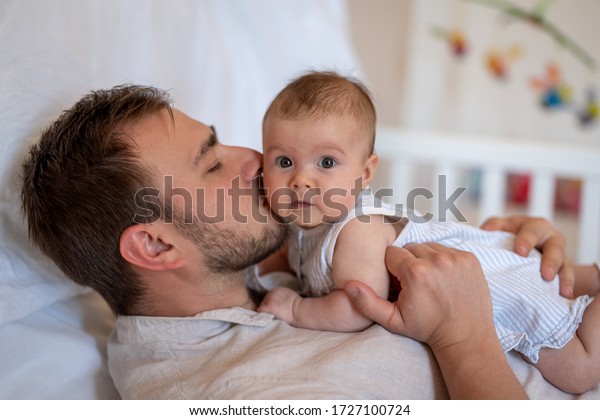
[578,180,600,264]
[387,160,411,204]
[434,163,459,221]
[479,166,506,224]
[528,170,555,220]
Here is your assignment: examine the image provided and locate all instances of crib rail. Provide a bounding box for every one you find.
[375,126,600,264]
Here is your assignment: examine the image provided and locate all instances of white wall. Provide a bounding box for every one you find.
[347,0,600,262]
[347,0,410,126]
[348,0,600,144]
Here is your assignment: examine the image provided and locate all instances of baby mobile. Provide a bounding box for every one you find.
[431,0,598,127]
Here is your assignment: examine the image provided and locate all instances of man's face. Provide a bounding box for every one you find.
[131,109,285,272]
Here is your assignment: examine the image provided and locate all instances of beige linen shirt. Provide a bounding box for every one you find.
[107,306,447,399]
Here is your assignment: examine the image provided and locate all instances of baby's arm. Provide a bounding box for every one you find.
[573,264,600,297]
[258,215,397,332]
[258,286,374,331]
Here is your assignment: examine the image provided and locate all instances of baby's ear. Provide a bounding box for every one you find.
[361,153,379,187]
[120,223,187,271]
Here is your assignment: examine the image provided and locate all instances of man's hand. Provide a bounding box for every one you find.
[345,243,493,352]
[345,242,527,399]
[257,287,301,324]
[481,216,574,298]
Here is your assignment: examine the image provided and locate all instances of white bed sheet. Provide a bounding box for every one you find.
[0,292,119,399]
[1,290,599,399]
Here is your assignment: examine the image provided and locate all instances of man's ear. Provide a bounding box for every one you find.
[120,224,187,271]
[361,153,379,188]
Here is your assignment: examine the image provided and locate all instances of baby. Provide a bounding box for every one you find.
[257,70,600,394]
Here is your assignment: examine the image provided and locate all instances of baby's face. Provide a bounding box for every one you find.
[262,115,377,228]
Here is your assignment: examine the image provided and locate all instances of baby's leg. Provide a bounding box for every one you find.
[535,297,600,394]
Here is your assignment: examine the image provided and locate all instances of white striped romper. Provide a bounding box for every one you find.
[287,195,591,363]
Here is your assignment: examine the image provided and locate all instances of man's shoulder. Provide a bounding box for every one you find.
[112,308,273,341]
[109,318,444,399]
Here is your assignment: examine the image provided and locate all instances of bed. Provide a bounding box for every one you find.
[1,0,599,400]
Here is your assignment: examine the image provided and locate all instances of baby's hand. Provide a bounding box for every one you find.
[257,287,302,324]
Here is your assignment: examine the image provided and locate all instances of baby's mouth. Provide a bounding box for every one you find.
[289,200,313,209]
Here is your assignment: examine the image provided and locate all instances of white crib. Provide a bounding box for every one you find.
[373,126,600,264]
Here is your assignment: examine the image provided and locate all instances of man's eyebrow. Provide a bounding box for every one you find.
[193,127,218,167]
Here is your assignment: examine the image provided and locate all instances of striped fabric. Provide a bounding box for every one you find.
[392,220,590,363]
[288,194,591,363]
[287,223,336,297]
[287,192,407,298]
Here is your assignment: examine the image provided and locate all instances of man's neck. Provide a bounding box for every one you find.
[139,270,254,317]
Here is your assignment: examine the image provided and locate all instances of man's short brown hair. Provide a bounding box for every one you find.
[20,85,171,315]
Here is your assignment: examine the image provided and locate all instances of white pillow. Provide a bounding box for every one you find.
[0,1,93,325]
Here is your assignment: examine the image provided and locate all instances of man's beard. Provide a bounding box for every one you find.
[175,213,287,274]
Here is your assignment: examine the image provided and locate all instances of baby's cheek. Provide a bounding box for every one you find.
[267,189,293,217]
[262,173,279,194]
[263,175,290,201]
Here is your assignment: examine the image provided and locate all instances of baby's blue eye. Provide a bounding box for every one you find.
[276,156,293,168]
[318,156,336,169]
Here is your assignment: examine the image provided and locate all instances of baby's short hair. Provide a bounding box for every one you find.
[263,70,376,155]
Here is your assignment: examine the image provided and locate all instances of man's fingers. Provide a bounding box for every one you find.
[480,216,517,232]
[516,221,567,283]
[345,281,405,334]
[556,259,575,299]
[515,218,565,255]
[481,216,572,295]
[537,236,565,280]
[401,242,444,258]
[512,232,538,257]
[513,218,554,255]
[385,245,416,276]
[402,242,462,260]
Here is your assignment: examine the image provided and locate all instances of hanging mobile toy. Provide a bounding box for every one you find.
[530,62,572,108]
[485,45,523,80]
[449,29,469,57]
[578,87,598,126]
[465,0,596,71]
[486,50,507,79]
[431,26,469,58]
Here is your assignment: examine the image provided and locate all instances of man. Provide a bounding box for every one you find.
[21,85,573,399]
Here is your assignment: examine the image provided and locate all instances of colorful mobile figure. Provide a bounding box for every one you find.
[530,62,572,108]
[449,29,469,57]
[431,26,469,58]
[486,51,507,79]
[485,45,522,79]
[578,88,598,126]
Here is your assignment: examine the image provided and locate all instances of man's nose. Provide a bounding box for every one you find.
[236,147,263,184]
